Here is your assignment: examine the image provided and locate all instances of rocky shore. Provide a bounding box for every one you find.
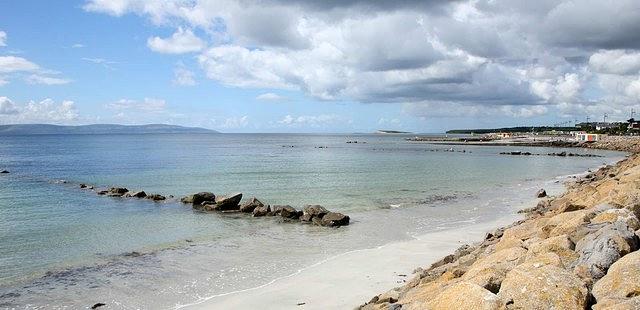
[359,137,640,309]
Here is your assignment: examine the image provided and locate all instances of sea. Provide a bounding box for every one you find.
[0,133,625,309]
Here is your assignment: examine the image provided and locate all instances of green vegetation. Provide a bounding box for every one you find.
[446,126,576,134]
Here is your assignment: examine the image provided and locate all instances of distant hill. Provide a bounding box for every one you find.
[0,124,218,135]
[446,126,576,134]
[376,130,413,134]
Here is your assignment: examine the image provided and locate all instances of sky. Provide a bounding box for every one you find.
[1,0,640,133]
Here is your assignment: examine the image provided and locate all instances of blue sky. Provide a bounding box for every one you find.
[1,1,640,132]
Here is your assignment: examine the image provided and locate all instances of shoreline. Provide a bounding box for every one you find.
[180,156,614,309]
[359,136,640,309]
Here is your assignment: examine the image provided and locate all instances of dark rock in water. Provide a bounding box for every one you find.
[79,183,87,188]
[187,192,216,205]
[91,303,106,309]
[300,213,313,222]
[302,205,328,219]
[311,216,324,226]
[145,194,165,201]
[252,204,271,217]
[107,187,129,197]
[214,193,242,211]
[280,205,302,219]
[125,191,147,198]
[239,197,264,213]
[536,189,547,198]
[320,212,350,227]
[0,170,9,174]
[96,190,108,195]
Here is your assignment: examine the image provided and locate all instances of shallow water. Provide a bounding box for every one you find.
[0,133,624,308]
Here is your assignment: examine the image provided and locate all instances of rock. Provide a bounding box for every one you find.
[302,205,328,220]
[239,197,264,213]
[320,212,350,226]
[91,303,106,309]
[573,220,638,280]
[125,191,147,198]
[214,193,242,211]
[252,204,271,217]
[145,194,165,201]
[96,190,108,195]
[462,247,527,292]
[79,183,87,188]
[185,192,216,205]
[106,187,128,197]
[525,234,577,267]
[0,170,9,174]
[591,208,640,230]
[592,251,640,308]
[279,205,302,219]
[498,263,588,310]
[557,203,587,213]
[271,205,286,215]
[536,189,547,198]
[421,281,503,310]
[593,297,640,310]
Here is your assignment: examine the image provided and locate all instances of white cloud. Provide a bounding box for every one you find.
[0,97,19,114]
[256,92,287,101]
[147,27,205,54]
[277,114,343,127]
[218,115,249,128]
[71,43,85,48]
[82,57,117,69]
[26,74,71,85]
[0,56,39,73]
[107,98,167,112]
[589,50,640,75]
[173,66,196,86]
[0,31,6,47]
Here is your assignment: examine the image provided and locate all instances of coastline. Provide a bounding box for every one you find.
[180,148,622,309]
[359,136,640,309]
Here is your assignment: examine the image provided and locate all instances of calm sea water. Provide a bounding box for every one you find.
[0,133,624,309]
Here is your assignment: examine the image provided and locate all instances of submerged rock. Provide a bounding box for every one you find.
[79,183,88,188]
[107,187,129,197]
[301,205,328,222]
[183,192,216,205]
[145,194,165,201]
[320,212,350,226]
[252,204,271,217]
[279,205,302,219]
[0,170,9,174]
[239,197,264,213]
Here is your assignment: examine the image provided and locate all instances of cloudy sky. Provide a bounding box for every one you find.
[1,0,639,132]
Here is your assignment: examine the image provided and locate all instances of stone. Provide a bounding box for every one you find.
[573,220,638,280]
[498,263,588,310]
[252,204,271,217]
[187,192,216,205]
[0,170,9,174]
[279,205,302,219]
[145,194,165,201]
[592,251,640,307]
[214,193,242,211]
[536,189,547,198]
[79,183,87,188]
[419,281,503,310]
[593,297,640,310]
[125,191,147,198]
[591,208,640,230]
[107,187,129,197]
[96,190,108,195]
[239,197,264,213]
[462,247,527,292]
[320,212,350,226]
[524,234,578,267]
[302,205,328,221]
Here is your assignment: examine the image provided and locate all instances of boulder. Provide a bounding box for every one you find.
[214,193,242,211]
[592,251,640,307]
[302,205,328,220]
[0,170,9,174]
[462,247,527,292]
[524,234,578,267]
[107,187,129,197]
[145,194,165,201]
[498,263,588,309]
[239,197,264,213]
[271,205,286,215]
[421,281,503,310]
[97,190,108,195]
[185,192,216,205]
[79,183,88,189]
[279,205,302,219]
[125,191,147,198]
[252,204,271,217]
[536,189,547,198]
[320,212,350,226]
[573,220,638,280]
[591,208,640,230]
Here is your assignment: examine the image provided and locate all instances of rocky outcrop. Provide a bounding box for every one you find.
[536,189,547,198]
[252,204,271,217]
[301,205,328,222]
[239,197,264,213]
[0,170,9,174]
[321,212,350,227]
[182,192,215,205]
[125,191,147,198]
[145,194,166,201]
[278,205,302,219]
[213,193,243,211]
[107,187,129,197]
[359,149,640,310]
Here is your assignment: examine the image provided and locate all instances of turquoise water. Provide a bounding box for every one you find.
[0,133,624,308]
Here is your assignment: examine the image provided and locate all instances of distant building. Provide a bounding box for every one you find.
[576,133,600,142]
[491,132,513,139]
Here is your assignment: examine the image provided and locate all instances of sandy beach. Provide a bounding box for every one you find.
[182,214,522,310]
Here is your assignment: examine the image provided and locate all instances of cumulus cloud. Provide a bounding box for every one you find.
[173,65,196,86]
[0,97,79,124]
[147,27,205,54]
[0,56,39,73]
[277,114,344,127]
[0,97,19,114]
[84,0,640,121]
